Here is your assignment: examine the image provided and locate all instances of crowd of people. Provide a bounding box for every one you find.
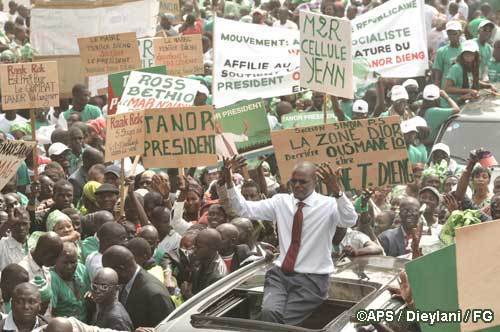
[0,0,498,330]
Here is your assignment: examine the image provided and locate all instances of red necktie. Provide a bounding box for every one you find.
[221,134,236,156]
[281,202,305,273]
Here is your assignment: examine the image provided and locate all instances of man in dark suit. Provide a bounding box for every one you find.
[102,245,175,329]
[378,197,421,257]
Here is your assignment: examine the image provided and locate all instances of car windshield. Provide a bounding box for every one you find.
[440,120,500,163]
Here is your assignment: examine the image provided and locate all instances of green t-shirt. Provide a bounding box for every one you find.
[432,44,462,88]
[445,63,473,102]
[81,236,99,262]
[488,59,500,83]
[16,161,31,187]
[63,104,102,122]
[340,100,353,119]
[423,107,455,142]
[408,144,428,165]
[474,38,493,79]
[468,17,486,39]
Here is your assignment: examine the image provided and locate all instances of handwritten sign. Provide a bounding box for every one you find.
[159,0,181,22]
[0,141,36,191]
[138,38,155,69]
[300,11,353,98]
[0,62,59,110]
[143,106,217,168]
[78,32,141,76]
[153,35,204,77]
[119,71,200,111]
[105,110,145,162]
[271,116,413,190]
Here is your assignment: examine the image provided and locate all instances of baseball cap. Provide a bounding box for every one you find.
[431,143,450,156]
[461,39,479,54]
[400,119,417,134]
[48,142,70,156]
[419,186,441,203]
[95,183,119,195]
[423,84,440,101]
[411,116,428,128]
[446,20,462,31]
[352,100,368,114]
[402,79,419,89]
[104,164,121,178]
[478,20,495,31]
[391,85,409,102]
[252,8,266,16]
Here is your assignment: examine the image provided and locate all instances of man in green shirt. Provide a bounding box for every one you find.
[63,84,102,123]
[433,20,463,89]
[488,40,500,82]
[467,3,491,38]
[401,120,428,165]
[474,20,495,80]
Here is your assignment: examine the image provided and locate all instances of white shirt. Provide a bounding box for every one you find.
[338,228,371,253]
[158,229,181,253]
[0,114,28,135]
[424,4,439,34]
[122,265,141,303]
[227,187,357,274]
[215,132,248,158]
[18,252,51,282]
[4,311,43,332]
[85,251,103,281]
[0,236,27,271]
[171,201,193,235]
[273,20,298,29]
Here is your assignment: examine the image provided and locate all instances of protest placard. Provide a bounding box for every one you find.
[153,35,204,77]
[351,0,428,77]
[271,116,412,190]
[33,55,84,98]
[31,0,158,56]
[143,106,217,168]
[300,12,353,98]
[159,0,181,23]
[214,99,271,158]
[281,111,338,129]
[78,32,141,76]
[213,17,305,108]
[0,140,36,191]
[105,110,145,162]
[138,38,156,69]
[0,62,59,110]
[107,65,167,115]
[119,71,200,111]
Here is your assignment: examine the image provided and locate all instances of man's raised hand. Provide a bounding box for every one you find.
[317,164,343,196]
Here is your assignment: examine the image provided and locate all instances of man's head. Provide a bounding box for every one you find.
[445,20,462,46]
[278,6,289,23]
[448,2,458,16]
[478,20,495,44]
[290,161,316,201]
[53,180,73,210]
[102,245,138,285]
[216,223,240,256]
[351,99,369,120]
[311,92,324,109]
[390,85,408,115]
[54,242,78,281]
[68,126,84,155]
[418,186,440,214]
[10,207,30,244]
[193,228,222,263]
[138,225,160,253]
[402,79,419,103]
[151,207,171,240]
[275,101,293,121]
[0,264,29,303]
[241,180,261,201]
[82,147,104,172]
[374,211,395,235]
[11,283,41,326]
[126,237,152,267]
[144,192,165,220]
[71,84,90,111]
[399,196,421,231]
[207,204,227,229]
[430,143,450,165]
[39,175,54,201]
[33,232,64,267]
[104,165,121,188]
[490,194,500,220]
[421,174,441,191]
[91,267,120,305]
[97,222,128,253]
[231,217,254,246]
[4,193,20,214]
[45,317,73,332]
[85,210,115,235]
[95,184,119,212]
[48,143,71,170]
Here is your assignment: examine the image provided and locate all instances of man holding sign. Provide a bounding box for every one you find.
[221,159,357,325]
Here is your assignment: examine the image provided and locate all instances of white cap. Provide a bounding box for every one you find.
[48,142,70,156]
[478,20,495,30]
[400,119,417,134]
[391,85,409,101]
[352,100,368,114]
[446,20,462,31]
[412,116,428,128]
[423,84,440,101]
[197,83,210,96]
[461,39,479,54]
[402,79,419,89]
[431,143,450,156]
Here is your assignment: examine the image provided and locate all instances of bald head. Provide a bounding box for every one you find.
[34,231,63,267]
[82,147,104,171]
[290,161,317,201]
[102,245,137,284]
[126,237,152,267]
[45,317,73,332]
[292,161,317,175]
[231,218,254,246]
[217,223,239,240]
[138,225,159,252]
[12,282,40,302]
[93,267,119,285]
[97,222,127,253]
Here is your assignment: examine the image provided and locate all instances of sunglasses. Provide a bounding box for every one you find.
[91,283,116,292]
[289,178,311,185]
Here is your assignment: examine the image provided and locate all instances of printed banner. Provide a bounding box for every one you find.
[105,110,145,162]
[300,12,353,98]
[119,71,200,111]
[271,116,413,190]
[214,99,271,158]
[153,35,204,77]
[30,0,159,56]
[107,65,167,115]
[0,62,59,110]
[0,141,36,191]
[281,111,338,129]
[78,32,141,76]
[143,106,217,168]
[138,38,156,69]
[213,17,304,108]
[351,0,428,77]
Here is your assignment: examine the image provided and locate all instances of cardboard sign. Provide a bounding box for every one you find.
[78,32,141,77]
[0,141,36,191]
[31,0,158,56]
[213,17,305,108]
[456,221,500,332]
[214,99,271,158]
[107,65,167,115]
[33,55,85,98]
[153,35,204,77]
[138,38,156,69]
[300,12,353,98]
[0,62,59,110]
[119,71,200,111]
[281,111,338,129]
[105,110,145,162]
[159,0,181,23]
[351,0,428,77]
[271,116,412,190]
[143,106,217,168]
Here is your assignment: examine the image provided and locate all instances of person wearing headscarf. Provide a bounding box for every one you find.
[78,181,102,215]
[0,49,16,63]
[86,118,106,152]
[9,122,31,140]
